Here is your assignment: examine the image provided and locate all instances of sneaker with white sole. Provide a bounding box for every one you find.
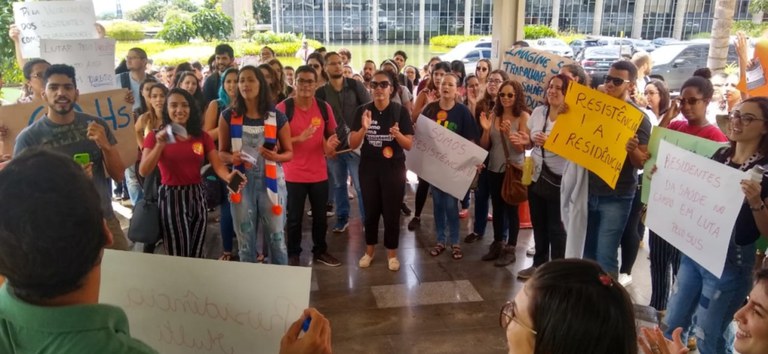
[618,273,633,286]
[388,257,400,271]
[526,245,535,257]
[314,252,341,267]
[332,220,349,233]
[359,253,373,268]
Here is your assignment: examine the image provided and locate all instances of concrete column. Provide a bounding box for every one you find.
[274,0,281,33]
[464,0,472,36]
[632,0,646,38]
[491,0,525,69]
[372,0,379,43]
[419,0,426,44]
[323,0,330,42]
[551,0,561,33]
[592,0,604,35]
[223,0,254,39]
[672,0,689,40]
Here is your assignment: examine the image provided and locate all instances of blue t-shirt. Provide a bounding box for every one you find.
[14,112,118,215]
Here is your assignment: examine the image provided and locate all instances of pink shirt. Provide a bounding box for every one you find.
[277,99,337,183]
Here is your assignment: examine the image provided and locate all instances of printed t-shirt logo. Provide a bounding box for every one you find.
[382,146,393,159]
[192,142,204,156]
[437,110,447,122]
[311,117,322,127]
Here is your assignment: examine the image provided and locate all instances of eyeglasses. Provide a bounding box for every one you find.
[499,300,537,335]
[369,81,391,89]
[729,111,766,126]
[644,90,659,96]
[676,97,704,106]
[478,67,489,72]
[604,75,630,86]
[498,93,515,99]
[296,78,316,86]
[488,79,503,85]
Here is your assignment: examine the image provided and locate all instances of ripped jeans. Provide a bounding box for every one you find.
[230,164,288,265]
[663,241,754,354]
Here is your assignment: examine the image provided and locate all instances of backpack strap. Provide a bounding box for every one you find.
[119,72,131,89]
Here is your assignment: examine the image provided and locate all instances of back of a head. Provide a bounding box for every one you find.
[693,67,713,80]
[529,259,637,354]
[631,52,651,70]
[0,149,106,302]
[681,76,715,100]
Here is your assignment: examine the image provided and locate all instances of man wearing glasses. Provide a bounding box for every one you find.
[117,48,148,112]
[583,60,652,279]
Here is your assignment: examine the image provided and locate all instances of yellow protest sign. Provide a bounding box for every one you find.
[544,82,643,188]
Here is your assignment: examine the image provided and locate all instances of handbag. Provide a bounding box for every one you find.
[498,117,528,205]
[530,110,562,200]
[127,168,161,244]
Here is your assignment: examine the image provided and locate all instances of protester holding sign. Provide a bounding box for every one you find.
[139,88,237,258]
[350,70,414,272]
[648,76,729,313]
[420,73,478,260]
[662,97,768,353]
[518,74,571,280]
[478,80,530,266]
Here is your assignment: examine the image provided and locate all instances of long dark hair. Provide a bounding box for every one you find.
[377,70,400,100]
[528,259,637,354]
[544,74,571,107]
[145,83,169,131]
[175,71,205,111]
[494,80,531,118]
[646,79,670,117]
[233,65,272,119]
[163,88,203,137]
[258,63,284,104]
[728,96,768,157]
[306,52,328,82]
[136,77,158,116]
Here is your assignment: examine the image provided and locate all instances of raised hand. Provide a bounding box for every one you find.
[87,122,111,150]
[361,110,372,130]
[479,112,491,131]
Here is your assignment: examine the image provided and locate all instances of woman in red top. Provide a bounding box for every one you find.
[139,88,238,258]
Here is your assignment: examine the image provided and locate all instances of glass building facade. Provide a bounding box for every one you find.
[272,0,760,43]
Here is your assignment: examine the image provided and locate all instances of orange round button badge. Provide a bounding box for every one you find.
[192,142,204,156]
[382,146,393,159]
[437,110,447,121]
[311,117,322,127]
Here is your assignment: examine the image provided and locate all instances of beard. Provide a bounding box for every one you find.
[49,100,74,115]
[329,72,343,79]
[363,73,372,81]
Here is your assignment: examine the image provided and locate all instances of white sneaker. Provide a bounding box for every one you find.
[618,273,633,286]
[388,257,400,271]
[359,253,373,268]
[526,245,536,257]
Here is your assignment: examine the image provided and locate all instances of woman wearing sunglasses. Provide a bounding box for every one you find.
[503,259,637,354]
[659,96,768,353]
[478,80,530,266]
[350,70,414,272]
[306,52,328,88]
[475,59,492,88]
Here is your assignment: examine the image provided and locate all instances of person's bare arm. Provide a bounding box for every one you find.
[203,101,220,141]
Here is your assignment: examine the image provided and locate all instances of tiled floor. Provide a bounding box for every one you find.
[115,180,654,354]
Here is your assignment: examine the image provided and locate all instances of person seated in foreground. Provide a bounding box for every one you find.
[0,149,332,354]
[503,259,638,354]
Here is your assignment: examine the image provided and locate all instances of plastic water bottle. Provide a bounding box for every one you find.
[750,165,765,183]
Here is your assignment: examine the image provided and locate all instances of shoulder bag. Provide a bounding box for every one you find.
[127,168,161,244]
[499,116,528,205]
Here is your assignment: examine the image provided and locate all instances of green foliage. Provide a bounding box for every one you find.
[251,31,301,44]
[170,0,199,13]
[429,35,483,48]
[558,31,587,45]
[128,0,199,23]
[253,0,272,24]
[690,32,712,39]
[0,2,22,86]
[239,39,322,56]
[524,25,558,39]
[192,6,233,41]
[106,21,146,41]
[750,0,768,14]
[157,14,196,44]
[732,20,768,37]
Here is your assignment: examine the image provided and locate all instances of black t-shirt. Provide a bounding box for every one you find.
[352,102,414,162]
[421,101,479,142]
[712,148,768,245]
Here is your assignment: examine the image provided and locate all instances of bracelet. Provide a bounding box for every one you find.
[751,202,766,211]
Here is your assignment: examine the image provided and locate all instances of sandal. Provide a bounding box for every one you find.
[218,252,233,261]
[451,246,463,260]
[256,253,265,263]
[430,243,446,256]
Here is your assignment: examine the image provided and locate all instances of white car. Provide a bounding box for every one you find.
[531,38,573,58]
[439,39,492,75]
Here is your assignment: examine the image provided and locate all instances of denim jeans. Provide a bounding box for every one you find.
[125,165,142,206]
[663,241,755,354]
[583,193,634,278]
[432,187,460,245]
[328,152,364,223]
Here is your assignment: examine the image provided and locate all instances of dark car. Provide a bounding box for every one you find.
[651,41,738,92]
[576,46,622,88]
[570,38,600,57]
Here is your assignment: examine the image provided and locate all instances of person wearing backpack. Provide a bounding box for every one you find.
[316,52,371,233]
[278,65,343,267]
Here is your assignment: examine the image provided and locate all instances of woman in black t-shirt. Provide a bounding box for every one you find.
[350,70,414,272]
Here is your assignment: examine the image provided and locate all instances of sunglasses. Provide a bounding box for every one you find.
[729,111,766,126]
[499,300,537,334]
[675,97,704,106]
[498,93,515,98]
[478,67,489,72]
[604,75,630,86]
[370,81,391,89]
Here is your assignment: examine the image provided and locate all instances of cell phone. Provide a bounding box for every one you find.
[227,170,246,194]
[262,141,276,151]
[73,153,90,166]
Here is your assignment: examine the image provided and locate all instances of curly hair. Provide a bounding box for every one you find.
[493,80,531,118]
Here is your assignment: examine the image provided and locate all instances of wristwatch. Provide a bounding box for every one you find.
[751,202,766,211]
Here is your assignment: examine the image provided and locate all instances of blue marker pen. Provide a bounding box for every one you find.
[301,317,312,332]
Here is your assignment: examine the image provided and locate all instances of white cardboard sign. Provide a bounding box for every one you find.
[39,38,117,94]
[404,115,488,199]
[13,1,98,58]
[645,140,746,277]
[99,250,312,354]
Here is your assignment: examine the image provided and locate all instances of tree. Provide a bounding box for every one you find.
[157,13,196,44]
[253,0,271,24]
[708,0,738,74]
[749,0,768,24]
[192,6,233,41]
[0,1,21,86]
[128,0,199,23]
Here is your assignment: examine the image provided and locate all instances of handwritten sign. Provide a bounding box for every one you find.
[645,141,745,278]
[13,1,98,59]
[404,115,488,199]
[502,47,576,109]
[0,89,138,167]
[543,82,644,188]
[641,126,727,203]
[100,250,311,354]
[39,38,117,94]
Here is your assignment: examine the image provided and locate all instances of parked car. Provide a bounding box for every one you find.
[531,38,574,58]
[632,39,656,53]
[651,41,738,92]
[569,38,601,57]
[439,42,492,75]
[576,46,623,88]
[652,37,680,48]
[596,37,634,57]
